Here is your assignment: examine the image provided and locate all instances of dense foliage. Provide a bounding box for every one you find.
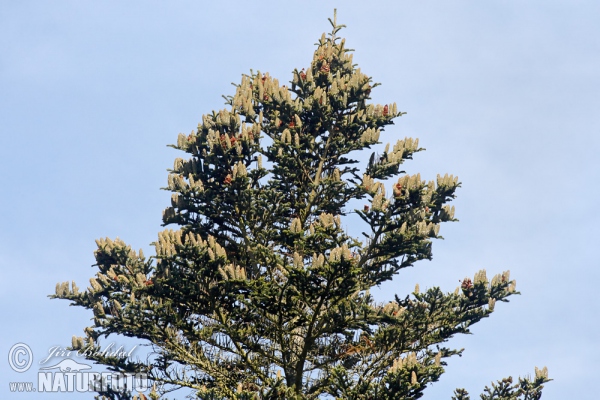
[53,13,549,400]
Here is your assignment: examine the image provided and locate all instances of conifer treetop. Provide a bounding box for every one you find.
[52,12,550,400]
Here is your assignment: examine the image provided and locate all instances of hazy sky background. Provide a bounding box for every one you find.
[1,1,598,399]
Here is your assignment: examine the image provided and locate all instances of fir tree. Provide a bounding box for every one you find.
[52,12,550,400]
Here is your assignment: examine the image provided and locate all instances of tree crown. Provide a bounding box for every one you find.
[53,13,550,400]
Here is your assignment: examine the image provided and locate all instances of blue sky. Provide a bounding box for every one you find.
[1,1,598,399]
